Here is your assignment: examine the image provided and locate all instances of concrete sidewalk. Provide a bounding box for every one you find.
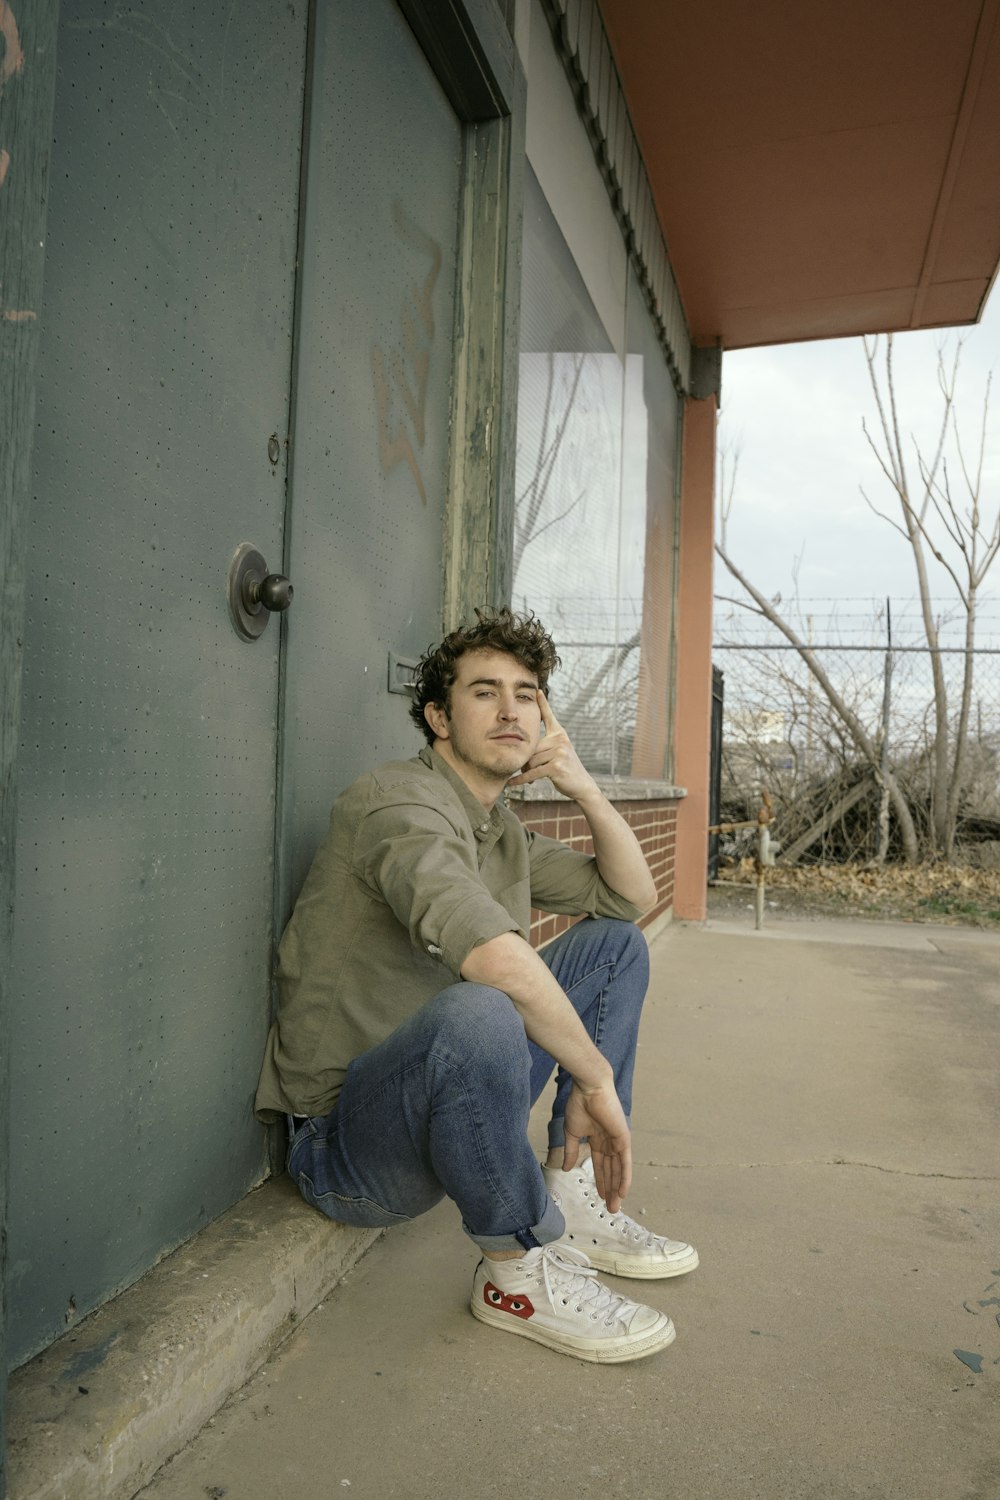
[115,919,1000,1496]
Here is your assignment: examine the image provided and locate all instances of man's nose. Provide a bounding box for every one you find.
[498,696,519,719]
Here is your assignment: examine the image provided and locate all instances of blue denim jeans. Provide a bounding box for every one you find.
[286,917,649,1252]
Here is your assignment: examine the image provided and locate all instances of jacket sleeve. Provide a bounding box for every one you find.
[525,828,644,922]
[354,800,522,975]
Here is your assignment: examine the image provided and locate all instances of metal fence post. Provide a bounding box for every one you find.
[875,597,893,863]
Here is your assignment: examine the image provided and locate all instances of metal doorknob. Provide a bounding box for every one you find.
[228,543,294,641]
[247,572,294,613]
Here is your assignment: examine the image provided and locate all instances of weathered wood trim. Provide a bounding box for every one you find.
[442,59,526,628]
[490,64,526,610]
[0,0,60,1485]
[539,0,693,394]
[394,0,524,628]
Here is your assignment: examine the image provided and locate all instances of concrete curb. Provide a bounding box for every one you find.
[7,1179,380,1500]
[698,913,1000,950]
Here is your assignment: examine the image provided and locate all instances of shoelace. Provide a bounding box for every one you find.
[577,1176,676,1251]
[531,1243,642,1328]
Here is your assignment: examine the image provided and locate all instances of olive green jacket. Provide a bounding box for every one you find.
[254,745,641,1121]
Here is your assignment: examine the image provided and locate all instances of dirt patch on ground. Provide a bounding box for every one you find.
[709,860,1000,930]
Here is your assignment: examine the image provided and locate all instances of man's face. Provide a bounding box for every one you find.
[424,648,544,787]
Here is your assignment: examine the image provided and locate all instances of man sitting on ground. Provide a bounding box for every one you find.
[255,607,697,1362]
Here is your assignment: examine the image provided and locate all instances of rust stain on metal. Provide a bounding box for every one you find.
[0,4,30,324]
[0,1,25,84]
[372,200,442,506]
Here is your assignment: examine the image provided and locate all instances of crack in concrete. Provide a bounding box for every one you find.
[638,1157,998,1182]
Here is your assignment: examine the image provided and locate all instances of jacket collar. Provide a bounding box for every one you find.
[418,744,507,843]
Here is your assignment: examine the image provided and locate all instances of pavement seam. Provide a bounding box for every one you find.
[637,1157,998,1180]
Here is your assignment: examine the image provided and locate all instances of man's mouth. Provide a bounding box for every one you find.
[490,732,526,743]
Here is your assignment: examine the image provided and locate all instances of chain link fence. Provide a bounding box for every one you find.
[713,601,1000,865]
[511,595,645,775]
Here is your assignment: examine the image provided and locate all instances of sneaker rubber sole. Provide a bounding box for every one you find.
[567,1239,700,1280]
[470,1297,676,1363]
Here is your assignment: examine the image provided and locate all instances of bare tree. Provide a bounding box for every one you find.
[716,333,998,864]
[513,351,587,578]
[861,335,1000,856]
[715,554,921,863]
[513,349,640,773]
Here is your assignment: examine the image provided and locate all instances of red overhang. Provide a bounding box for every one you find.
[599,0,1000,348]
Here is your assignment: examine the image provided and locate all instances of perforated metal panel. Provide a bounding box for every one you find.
[277,0,463,906]
[7,1,309,1367]
[9,0,471,1371]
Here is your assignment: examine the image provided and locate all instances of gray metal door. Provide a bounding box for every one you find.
[277,0,463,908]
[6,0,312,1368]
[7,0,462,1370]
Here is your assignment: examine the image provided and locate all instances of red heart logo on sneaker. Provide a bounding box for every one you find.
[483,1282,534,1320]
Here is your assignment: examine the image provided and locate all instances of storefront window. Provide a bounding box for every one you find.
[514,166,679,778]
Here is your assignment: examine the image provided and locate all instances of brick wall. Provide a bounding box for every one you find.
[512,798,678,946]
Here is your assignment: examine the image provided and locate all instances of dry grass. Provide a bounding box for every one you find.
[712,859,1000,929]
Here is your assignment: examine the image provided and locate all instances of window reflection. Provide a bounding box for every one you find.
[514,167,679,778]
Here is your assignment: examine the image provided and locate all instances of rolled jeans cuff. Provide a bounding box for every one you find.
[465,1191,565,1254]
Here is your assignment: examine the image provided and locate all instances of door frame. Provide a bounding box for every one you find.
[395,0,526,626]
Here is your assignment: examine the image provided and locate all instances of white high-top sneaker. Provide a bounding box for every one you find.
[471,1243,675,1363]
[544,1157,699,1279]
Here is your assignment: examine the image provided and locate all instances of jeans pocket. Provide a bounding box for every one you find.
[286,1119,316,1177]
[296,1171,413,1228]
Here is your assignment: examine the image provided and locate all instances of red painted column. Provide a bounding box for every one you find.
[673,394,718,921]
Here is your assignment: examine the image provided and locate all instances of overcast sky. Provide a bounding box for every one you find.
[717,289,1000,647]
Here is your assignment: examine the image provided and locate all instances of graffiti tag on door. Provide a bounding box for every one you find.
[372,201,443,506]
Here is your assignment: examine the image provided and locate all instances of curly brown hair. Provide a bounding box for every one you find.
[410,607,561,744]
